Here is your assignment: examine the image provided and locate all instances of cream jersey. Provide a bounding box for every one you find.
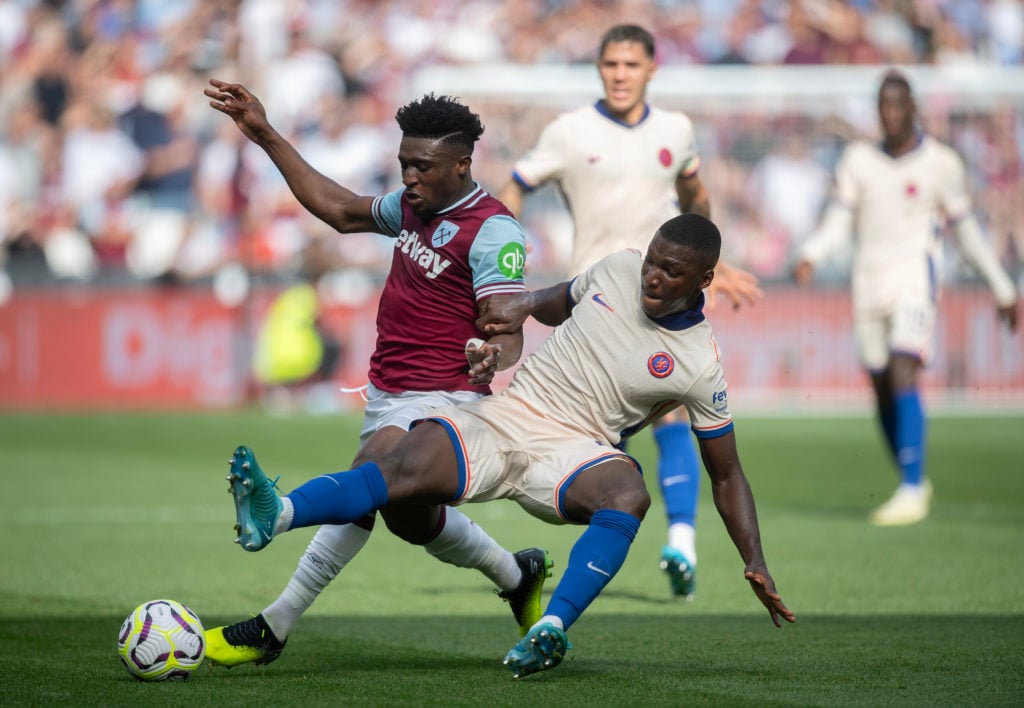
[511,102,700,277]
[499,249,733,447]
[801,135,971,313]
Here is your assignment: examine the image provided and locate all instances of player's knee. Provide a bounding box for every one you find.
[603,484,651,520]
[379,505,442,544]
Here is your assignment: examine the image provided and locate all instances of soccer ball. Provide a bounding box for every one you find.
[117,599,206,681]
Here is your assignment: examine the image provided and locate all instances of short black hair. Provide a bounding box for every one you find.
[879,68,913,98]
[394,93,484,154]
[599,24,655,60]
[658,213,721,269]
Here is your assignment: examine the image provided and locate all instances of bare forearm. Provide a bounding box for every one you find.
[682,192,710,218]
[526,283,573,327]
[676,174,711,219]
[255,129,361,232]
[477,283,572,335]
[711,474,767,569]
[498,181,525,218]
[489,331,523,370]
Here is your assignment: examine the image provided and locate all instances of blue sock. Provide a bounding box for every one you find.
[878,404,898,460]
[287,462,390,528]
[544,509,640,631]
[654,422,700,527]
[893,389,926,486]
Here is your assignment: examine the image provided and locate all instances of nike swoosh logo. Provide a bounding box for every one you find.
[662,474,691,486]
[586,561,611,577]
[592,293,613,311]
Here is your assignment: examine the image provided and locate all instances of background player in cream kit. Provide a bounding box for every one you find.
[796,69,1018,527]
[500,24,762,599]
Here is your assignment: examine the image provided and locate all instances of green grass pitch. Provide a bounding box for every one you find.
[1,410,1022,706]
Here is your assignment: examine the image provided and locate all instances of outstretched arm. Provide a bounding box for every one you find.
[204,79,378,234]
[498,180,527,219]
[952,215,1018,331]
[676,172,761,311]
[795,199,854,286]
[698,431,795,627]
[476,282,573,335]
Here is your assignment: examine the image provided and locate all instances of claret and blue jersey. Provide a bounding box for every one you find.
[367,183,526,394]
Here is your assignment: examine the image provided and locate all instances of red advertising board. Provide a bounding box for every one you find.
[0,287,1020,410]
[0,289,379,409]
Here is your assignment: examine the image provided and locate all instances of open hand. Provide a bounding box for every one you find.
[745,569,796,628]
[204,79,272,144]
[706,261,763,312]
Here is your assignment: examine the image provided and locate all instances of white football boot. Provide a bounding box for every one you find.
[870,480,933,526]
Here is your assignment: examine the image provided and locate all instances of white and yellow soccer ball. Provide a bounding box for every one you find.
[117,599,205,681]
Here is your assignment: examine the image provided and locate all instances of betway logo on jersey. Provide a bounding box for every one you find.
[395,230,451,280]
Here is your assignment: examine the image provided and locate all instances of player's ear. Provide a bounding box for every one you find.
[457,155,472,176]
[700,268,714,290]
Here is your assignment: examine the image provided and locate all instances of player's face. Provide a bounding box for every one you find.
[597,41,656,125]
[640,233,714,319]
[878,83,915,143]
[397,136,471,217]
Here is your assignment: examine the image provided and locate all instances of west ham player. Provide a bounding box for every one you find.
[202,80,551,666]
[499,24,762,599]
[223,213,795,678]
[795,69,1018,526]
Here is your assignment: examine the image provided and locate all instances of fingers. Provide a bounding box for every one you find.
[745,570,796,626]
[208,77,244,94]
[478,348,501,371]
[205,78,251,107]
[466,342,502,383]
[479,320,516,336]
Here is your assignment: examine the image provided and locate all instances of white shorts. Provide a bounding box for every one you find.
[854,294,936,371]
[359,383,484,445]
[423,395,639,525]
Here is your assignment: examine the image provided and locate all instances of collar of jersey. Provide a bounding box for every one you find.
[649,291,706,331]
[879,130,925,159]
[594,100,650,128]
[436,181,485,215]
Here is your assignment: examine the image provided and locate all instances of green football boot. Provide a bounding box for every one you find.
[659,546,696,599]
[497,548,553,637]
[204,614,286,668]
[226,445,282,551]
[503,622,572,679]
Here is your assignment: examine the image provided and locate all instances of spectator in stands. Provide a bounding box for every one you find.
[119,72,199,281]
[52,98,143,278]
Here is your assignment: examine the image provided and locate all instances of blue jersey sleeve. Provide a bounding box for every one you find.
[370,188,404,237]
[468,214,527,298]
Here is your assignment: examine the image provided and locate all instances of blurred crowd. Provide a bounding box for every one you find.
[0,0,1022,295]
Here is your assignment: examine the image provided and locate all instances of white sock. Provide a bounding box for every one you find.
[262,523,372,640]
[535,614,564,631]
[423,507,520,591]
[897,482,927,495]
[275,497,294,536]
[668,522,697,564]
